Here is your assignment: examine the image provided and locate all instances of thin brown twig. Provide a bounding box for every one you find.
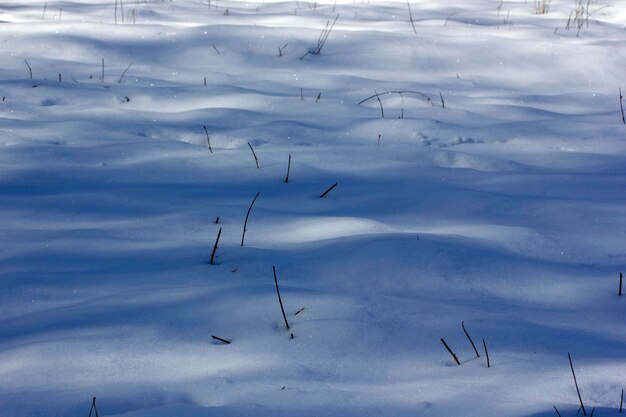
[358,90,432,105]
[88,397,100,417]
[241,191,260,247]
[568,352,587,416]
[210,227,222,265]
[285,154,291,183]
[23,59,33,79]
[247,142,259,169]
[407,1,417,33]
[203,125,213,153]
[483,338,490,368]
[211,335,231,344]
[374,89,384,118]
[440,338,460,365]
[320,182,338,198]
[462,321,480,358]
[619,87,626,125]
[273,266,290,330]
[118,62,132,83]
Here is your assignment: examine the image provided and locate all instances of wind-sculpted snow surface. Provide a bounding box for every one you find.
[0,1,625,416]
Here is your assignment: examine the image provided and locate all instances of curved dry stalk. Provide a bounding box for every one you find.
[462,321,480,358]
[273,266,290,330]
[241,192,260,246]
[568,352,586,416]
[300,14,339,59]
[358,90,433,106]
[247,142,259,168]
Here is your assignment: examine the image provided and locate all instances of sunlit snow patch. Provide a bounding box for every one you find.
[259,217,397,245]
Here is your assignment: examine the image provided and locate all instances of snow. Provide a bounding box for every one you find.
[0,0,625,416]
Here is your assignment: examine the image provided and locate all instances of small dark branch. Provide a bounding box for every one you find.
[88,397,100,417]
[619,272,623,296]
[210,227,222,265]
[483,338,490,368]
[444,11,458,26]
[223,8,229,15]
[115,0,118,24]
[315,14,339,55]
[211,335,231,344]
[407,1,417,34]
[439,91,445,108]
[553,405,563,417]
[278,43,288,57]
[461,321,480,358]
[247,142,259,169]
[358,90,433,106]
[273,266,290,330]
[619,88,626,125]
[241,191,260,247]
[374,89,384,118]
[620,388,623,413]
[58,73,62,82]
[118,62,132,83]
[377,134,381,145]
[204,76,207,86]
[569,352,587,416]
[213,45,221,55]
[590,407,595,417]
[319,182,338,198]
[316,92,321,102]
[101,58,104,83]
[440,338,460,365]
[294,307,305,315]
[24,59,32,79]
[214,216,220,224]
[284,154,291,183]
[42,2,48,20]
[203,125,213,153]
[301,14,339,58]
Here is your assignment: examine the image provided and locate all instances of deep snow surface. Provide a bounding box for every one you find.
[0,1,625,416]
